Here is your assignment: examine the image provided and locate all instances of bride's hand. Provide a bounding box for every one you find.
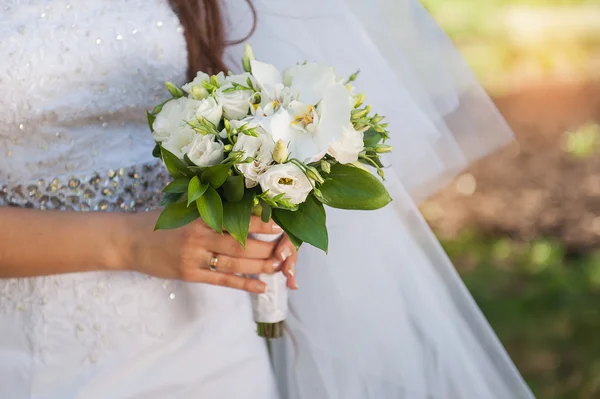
[120,210,295,294]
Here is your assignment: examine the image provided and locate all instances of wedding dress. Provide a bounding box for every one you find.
[0,0,535,398]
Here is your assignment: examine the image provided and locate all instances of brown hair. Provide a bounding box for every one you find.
[169,0,257,79]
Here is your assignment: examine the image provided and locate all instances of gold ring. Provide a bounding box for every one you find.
[209,254,219,272]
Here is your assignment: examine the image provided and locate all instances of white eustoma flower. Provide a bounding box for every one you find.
[259,163,313,204]
[328,124,364,164]
[152,97,203,158]
[259,84,352,163]
[195,97,223,127]
[183,134,224,167]
[162,132,195,159]
[232,122,276,188]
[215,73,255,120]
[152,97,201,143]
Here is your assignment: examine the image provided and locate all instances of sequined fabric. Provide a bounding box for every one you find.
[0,161,170,212]
[0,0,187,185]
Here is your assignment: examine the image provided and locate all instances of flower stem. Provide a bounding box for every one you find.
[256,321,285,339]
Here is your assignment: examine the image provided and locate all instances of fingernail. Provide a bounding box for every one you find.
[256,282,267,293]
[272,223,283,232]
[273,260,282,271]
[280,247,292,261]
[293,282,299,290]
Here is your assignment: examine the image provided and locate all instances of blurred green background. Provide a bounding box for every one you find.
[420,0,600,398]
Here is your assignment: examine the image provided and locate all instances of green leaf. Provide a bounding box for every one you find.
[222,175,244,202]
[363,128,383,147]
[196,186,223,233]
[160,146,191,178]
[163,176,191,193]
[318,163,392,210]
[152,142,161,158]
[165,81,185,98]
[155,201,199,230]
[147,111,156,132]
[201,163,231,188]
[158,192,184,207]
[223,191,254,247]
[271,213,304,251]
[272,195,328,252]
[187,176,209,206]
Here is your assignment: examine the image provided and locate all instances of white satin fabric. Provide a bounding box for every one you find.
[224,0,534,398]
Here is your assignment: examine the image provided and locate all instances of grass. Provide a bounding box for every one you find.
[442,231,600,398]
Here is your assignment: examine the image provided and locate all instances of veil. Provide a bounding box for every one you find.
[223,0,534,398]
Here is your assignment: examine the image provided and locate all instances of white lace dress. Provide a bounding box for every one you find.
[0,1,278,398]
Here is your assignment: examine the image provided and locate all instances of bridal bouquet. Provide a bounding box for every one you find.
[147,45,392,338]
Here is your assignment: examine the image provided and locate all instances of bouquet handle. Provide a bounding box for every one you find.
[249,232,287,339]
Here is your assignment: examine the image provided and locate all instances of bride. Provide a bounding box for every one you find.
[0,0,535,398]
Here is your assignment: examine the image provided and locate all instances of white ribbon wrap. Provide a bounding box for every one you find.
[249,232,288,323]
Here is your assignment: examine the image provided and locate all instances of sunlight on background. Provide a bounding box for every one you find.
[420,0,600,398]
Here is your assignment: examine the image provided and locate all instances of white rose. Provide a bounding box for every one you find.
[195,97,223,127]
[258,163,313,205]
[162,130,195,159]
[328,124,364,164]
[152,97,202,143]
[215,90,252,120]
[233,127,275,188]
[215,73,257,120]
[183,134,224,167]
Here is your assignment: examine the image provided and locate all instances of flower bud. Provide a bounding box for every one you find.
[351,105,370,120]
[320,160,331,174]
[250,92,261,104]
[353,93,366,108]
[190,85,209,100]
[242,44,255,73]
[374,144,393,154]
[223,144,233,152]
[272,139,289,164]
[305,165,325,184]
[370,114,385,124]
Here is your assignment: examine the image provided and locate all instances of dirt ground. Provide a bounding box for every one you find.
[423,80,600,253]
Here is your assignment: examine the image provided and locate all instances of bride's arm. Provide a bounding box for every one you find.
[0,207,298,292]
[0,207,130,277]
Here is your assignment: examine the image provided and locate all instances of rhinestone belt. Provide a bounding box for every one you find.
[0,161,170,212]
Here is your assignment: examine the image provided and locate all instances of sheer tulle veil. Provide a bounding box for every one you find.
[224,0,535,398]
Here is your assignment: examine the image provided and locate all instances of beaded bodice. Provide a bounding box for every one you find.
[0,0,200,375]
[0,0,187,188]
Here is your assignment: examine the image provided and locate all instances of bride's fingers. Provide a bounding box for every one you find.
[186,269,267,294]
[201,252,282,274]
[276,234,298,289]
[247,216,283,234]
[282,258,297,290]
[274,234,296,263]
[208,234,275,259]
